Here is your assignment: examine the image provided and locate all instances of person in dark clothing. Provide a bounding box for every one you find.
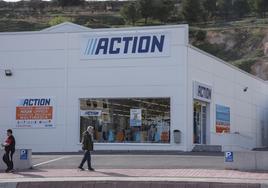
[1,129,16,173]
[78,126,94,171]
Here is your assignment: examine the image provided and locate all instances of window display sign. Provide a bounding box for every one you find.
[80,110,102,117]
[16,98,54,128]
[193,81,212,102]
[130,109,142,127]
[216,104,230,133]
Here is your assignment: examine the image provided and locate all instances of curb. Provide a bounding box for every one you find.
[1,178,268,188]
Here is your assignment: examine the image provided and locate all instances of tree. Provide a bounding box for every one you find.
[0,0,7,8]
[247,0,256,13]
[232,0,250,18]
[139,0,154,24]
[182,0,203,23]
[253,0,268,18]
[52,0,85,7]
[120,2,141,26]
[152,0,175,23]
[28,0,47,13]
[49,16,73,26]
[202,0,217,21]
[217,0,233,21]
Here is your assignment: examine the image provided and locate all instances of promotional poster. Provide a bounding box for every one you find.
[130,109,142,127]
[16,98,54,128]
[216,104,230,133]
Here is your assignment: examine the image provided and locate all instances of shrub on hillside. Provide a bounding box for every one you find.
[48,16,73,26]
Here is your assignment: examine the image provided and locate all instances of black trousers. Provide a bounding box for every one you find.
[3,150,15,170]
[79,150,91,169]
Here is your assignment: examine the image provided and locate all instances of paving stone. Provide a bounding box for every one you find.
[247,184,260,188]
[81,181,96,188]
[2,169,268,181]
[210,183,259,188]
[131,181,151,188]
[95,181,117,188]
[3,168,268,188]
[114,181,133,188]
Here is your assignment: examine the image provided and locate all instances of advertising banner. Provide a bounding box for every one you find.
[130,109,142,127]
[216,104,230,133]
[16,98,54,128]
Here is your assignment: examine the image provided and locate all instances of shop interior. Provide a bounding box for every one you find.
[193,100,207,144]
[80,98,170,143]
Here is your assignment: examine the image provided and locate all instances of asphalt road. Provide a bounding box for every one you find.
[32,152,225,170]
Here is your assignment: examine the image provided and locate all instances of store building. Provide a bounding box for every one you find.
[0,22,268,152]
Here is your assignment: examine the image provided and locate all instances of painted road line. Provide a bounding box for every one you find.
[33,156,69,167]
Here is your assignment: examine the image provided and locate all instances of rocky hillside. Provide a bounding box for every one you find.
[191,20,268,80]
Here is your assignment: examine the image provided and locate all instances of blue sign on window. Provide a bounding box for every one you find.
[20,149,28,160]
[225,151,233,162]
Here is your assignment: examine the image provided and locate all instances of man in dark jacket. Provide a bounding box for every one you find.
[1,129,16,173]
[78,126,94,171]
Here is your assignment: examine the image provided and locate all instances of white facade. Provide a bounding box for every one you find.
[188,47,268,151]
[0,22,267,152]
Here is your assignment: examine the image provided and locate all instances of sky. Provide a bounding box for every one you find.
[3,0,49,1]
[2,0,120,1]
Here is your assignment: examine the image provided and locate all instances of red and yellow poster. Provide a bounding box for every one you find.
[16,98,54,128]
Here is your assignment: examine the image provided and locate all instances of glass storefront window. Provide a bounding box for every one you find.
[80,98,170,144]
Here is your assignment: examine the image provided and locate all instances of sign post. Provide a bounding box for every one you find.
[20,149,28,160]
[225,151,234,162]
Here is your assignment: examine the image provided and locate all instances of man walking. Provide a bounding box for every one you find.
[78,126,94,171]
[2,129,16,173]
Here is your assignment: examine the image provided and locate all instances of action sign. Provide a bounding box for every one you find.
[80,31,170,59]
[16,98,55,128]
[20,149,28,160]
[225,151,233,162]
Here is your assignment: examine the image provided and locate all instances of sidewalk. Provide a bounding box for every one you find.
[1,168,268,184]
[1,153,268,187]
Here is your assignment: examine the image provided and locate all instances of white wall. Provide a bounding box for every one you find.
[187,46,268,151]
[0,32,68,152]
[0,25,189,152]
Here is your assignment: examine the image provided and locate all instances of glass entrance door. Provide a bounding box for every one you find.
[193,101,207,144]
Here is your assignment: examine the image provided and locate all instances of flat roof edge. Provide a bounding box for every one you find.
[0,24,189,36]
[188,45,266,83]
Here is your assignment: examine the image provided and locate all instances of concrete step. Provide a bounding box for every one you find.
[192,145,222,152]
